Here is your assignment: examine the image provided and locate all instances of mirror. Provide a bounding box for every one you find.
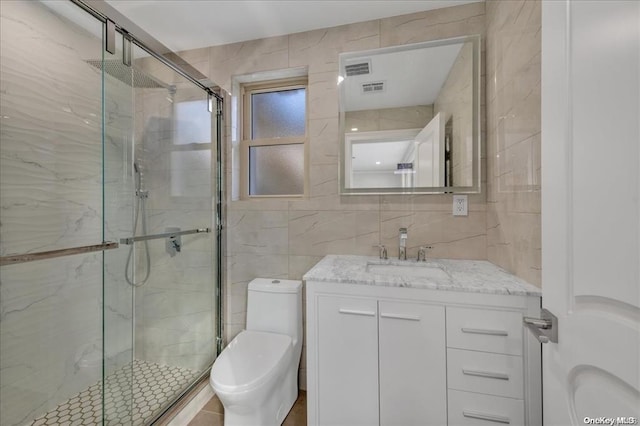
[339,35,481,194]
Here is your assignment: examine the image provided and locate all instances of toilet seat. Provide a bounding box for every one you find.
[210,330,292,394]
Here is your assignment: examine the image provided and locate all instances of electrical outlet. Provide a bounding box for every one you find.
[453,195,468,216]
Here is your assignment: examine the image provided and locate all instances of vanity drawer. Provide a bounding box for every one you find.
[446,307,523,355]
[447,348,523,398]
[448,389,524,426]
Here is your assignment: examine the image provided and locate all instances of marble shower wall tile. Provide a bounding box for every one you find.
[133,78,217,372]
[0,255,103,426]
[0,2,134,424]
[197,3,489,368]
[485,0,541,286]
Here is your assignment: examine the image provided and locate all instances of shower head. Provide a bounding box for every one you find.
[86,59,168,89]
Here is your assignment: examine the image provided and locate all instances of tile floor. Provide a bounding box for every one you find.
[27,359,200,426]
[188,391,307,426]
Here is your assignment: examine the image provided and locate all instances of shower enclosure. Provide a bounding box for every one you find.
[0,1,222,425]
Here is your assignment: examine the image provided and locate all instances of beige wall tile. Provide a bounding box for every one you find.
[486,209,541,286]
[289,210,379,257]
[380,193,486,212]
[209,35,289,92]
[288,195,380,212]
[380,2,485,47]
[308,118,339,166]
[176,46,210,78]
[288,255,324,280]
[380,210,486,260]
[289,20,380,73]
[486,0,541,286]
[228,253,289,284]
[308,71,339,120]
[226,210,288,254]
[309,163,339,198]
[228,198,290,211]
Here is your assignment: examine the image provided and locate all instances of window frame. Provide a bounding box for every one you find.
[240,77,309,199]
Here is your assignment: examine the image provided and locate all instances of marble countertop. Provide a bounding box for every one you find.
[303,255,541,297]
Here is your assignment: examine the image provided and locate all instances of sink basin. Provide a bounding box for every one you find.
[366,262,450,281]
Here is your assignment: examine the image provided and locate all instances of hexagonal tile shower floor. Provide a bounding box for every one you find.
[27,359,200,426]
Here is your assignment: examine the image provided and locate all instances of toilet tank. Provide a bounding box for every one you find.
[246,278,302,347]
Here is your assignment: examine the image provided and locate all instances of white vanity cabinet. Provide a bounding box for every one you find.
[306,276,542,426]
[315,296,446,425]
[316,296,379,425]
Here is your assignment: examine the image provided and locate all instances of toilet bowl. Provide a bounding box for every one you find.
[210,278,302,426]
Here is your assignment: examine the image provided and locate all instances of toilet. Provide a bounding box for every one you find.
[210,278,302,426]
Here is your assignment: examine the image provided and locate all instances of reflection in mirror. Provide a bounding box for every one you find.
[339,35,480,194]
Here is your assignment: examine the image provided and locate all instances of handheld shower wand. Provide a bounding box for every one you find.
[125,162,151,286]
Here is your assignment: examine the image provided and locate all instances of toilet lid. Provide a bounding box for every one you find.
[210,330,292,393]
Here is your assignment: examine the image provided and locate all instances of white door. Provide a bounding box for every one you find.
[541,1,640,425]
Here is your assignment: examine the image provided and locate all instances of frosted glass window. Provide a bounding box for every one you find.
[251,89,305,139]
[175,100,211,145]
[249,144,304,195]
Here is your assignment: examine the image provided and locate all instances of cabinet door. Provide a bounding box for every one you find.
[379,301,446,426]
[317,296,379,426]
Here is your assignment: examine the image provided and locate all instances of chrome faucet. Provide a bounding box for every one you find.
[417,245,432,261]
[399,228,408,260]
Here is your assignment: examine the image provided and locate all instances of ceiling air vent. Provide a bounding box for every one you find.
[345,60,371,76]
[362,81,385,94]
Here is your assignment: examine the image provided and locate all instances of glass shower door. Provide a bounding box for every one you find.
[0,1,117,425]
[102,42,218,425]
[130,43,217,421]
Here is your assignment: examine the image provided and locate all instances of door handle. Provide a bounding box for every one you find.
[523,308,558,343]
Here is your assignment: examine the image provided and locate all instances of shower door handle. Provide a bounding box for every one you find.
[0,242,119,266]
[120,227,210,245]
